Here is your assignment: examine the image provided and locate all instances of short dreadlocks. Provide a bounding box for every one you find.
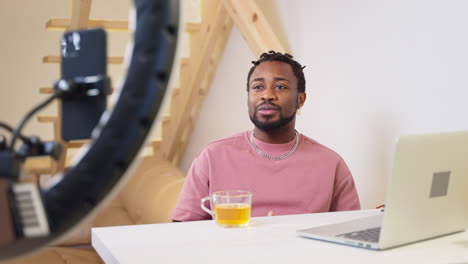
[247,50,306,93]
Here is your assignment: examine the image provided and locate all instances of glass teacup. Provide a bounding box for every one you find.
[201,190,252,228]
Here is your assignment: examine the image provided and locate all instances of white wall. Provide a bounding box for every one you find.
[181,0,468,209]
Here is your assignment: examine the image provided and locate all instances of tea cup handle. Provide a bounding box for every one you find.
[201,196,214,216]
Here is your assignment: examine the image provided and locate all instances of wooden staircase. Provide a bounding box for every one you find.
[27,0,289,176]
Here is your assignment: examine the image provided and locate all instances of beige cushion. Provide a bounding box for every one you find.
[119,156,185,224]
[60,155,184,244]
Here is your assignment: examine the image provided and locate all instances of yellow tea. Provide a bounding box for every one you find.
[214,203,251,227]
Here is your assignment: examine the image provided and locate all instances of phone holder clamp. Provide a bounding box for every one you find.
[54,74,111,99]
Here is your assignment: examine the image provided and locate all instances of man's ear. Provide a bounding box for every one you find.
[298,92,306,109]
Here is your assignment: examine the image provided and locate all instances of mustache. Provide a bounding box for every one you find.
[256,102,281,111]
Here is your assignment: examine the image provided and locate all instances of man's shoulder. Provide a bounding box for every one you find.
[300,134,344,161]
[198,131,248,154]
[300,134,351,176]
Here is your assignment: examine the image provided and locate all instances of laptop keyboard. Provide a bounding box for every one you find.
[337,227,381,243]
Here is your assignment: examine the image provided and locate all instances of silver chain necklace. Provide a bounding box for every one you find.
[249,131,299,160]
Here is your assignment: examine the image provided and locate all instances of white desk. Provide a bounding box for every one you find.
[92,209,468,264]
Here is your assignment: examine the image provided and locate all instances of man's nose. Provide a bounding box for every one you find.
[261,87,277,101]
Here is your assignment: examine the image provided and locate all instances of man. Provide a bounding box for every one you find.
[171,51,360,221]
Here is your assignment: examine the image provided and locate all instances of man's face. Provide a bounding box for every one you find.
[247,61,306,131]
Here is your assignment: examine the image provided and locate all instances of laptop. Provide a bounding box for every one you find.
[297,131,468,250]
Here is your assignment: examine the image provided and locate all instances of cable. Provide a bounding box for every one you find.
[10,92,62,150]
[0,122,14,133]
[0,122,30,145]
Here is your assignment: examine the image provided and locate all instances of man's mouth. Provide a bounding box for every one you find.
[257,104,279,115]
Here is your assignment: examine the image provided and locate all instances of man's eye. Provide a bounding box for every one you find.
[252,85,263,90]
[276,85,286,90]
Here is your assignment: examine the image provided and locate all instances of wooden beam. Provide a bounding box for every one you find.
[161,116,172,146]
[169,88,181,118]
[47,18,129,32]
[159,0,234,164]
[222,0,289,57]
[42,55,124,64]
[70,0,92,30]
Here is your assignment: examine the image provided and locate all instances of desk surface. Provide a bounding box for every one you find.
[92,209,468,264]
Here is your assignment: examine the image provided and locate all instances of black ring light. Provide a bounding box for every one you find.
[0,0,179,260]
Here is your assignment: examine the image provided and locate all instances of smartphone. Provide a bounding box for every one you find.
[60,28,108,141]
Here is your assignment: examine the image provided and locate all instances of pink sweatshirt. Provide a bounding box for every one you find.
[171,131,360,221]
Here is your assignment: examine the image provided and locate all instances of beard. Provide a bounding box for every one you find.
[249,109,296,132]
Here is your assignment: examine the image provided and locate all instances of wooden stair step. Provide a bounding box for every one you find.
[46,18,129,32]
[39,87,54,94]
[42,55,124,64]
[37,115,57,123]
[185,23,201,33]
[40,87,115,94]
